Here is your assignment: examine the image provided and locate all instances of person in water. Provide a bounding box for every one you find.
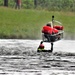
[37,41,44,51]
[37,41,53,52]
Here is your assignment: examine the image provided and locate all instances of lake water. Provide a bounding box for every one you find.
[0,39,75,75]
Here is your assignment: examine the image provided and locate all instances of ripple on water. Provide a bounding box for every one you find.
[0,40,75,75]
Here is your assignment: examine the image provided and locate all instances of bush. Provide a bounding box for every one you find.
[0,0,75,11]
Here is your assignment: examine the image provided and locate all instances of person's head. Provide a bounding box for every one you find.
[46,22,51,27]
[39,41,44,49]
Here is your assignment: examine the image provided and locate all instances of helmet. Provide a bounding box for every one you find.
[39,41,44,49]
[39,44,44,48]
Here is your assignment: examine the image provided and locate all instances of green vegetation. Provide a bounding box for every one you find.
[0,7,75,39]
[1,0,75,11]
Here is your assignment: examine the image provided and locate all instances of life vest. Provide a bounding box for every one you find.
[38,48,44,51]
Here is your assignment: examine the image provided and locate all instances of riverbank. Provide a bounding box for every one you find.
[0,7,75,39]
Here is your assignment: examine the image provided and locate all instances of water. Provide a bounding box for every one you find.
[0,39,75,75]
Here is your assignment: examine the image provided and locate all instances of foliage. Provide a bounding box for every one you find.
[0,7,75,39]
[0,0,75,11]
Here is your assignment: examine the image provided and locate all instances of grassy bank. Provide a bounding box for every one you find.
[0,7,75,39]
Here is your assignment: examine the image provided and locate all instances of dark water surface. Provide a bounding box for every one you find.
[0,39,75,75]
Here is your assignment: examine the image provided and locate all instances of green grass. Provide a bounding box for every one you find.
[0,7,75,39]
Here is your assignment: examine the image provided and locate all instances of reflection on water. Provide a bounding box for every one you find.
[0,39,75,75]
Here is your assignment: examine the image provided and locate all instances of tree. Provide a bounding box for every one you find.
[34,0,37,8]
[4,0,8,7]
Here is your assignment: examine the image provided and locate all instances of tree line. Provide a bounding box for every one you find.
[1,0,75,11]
